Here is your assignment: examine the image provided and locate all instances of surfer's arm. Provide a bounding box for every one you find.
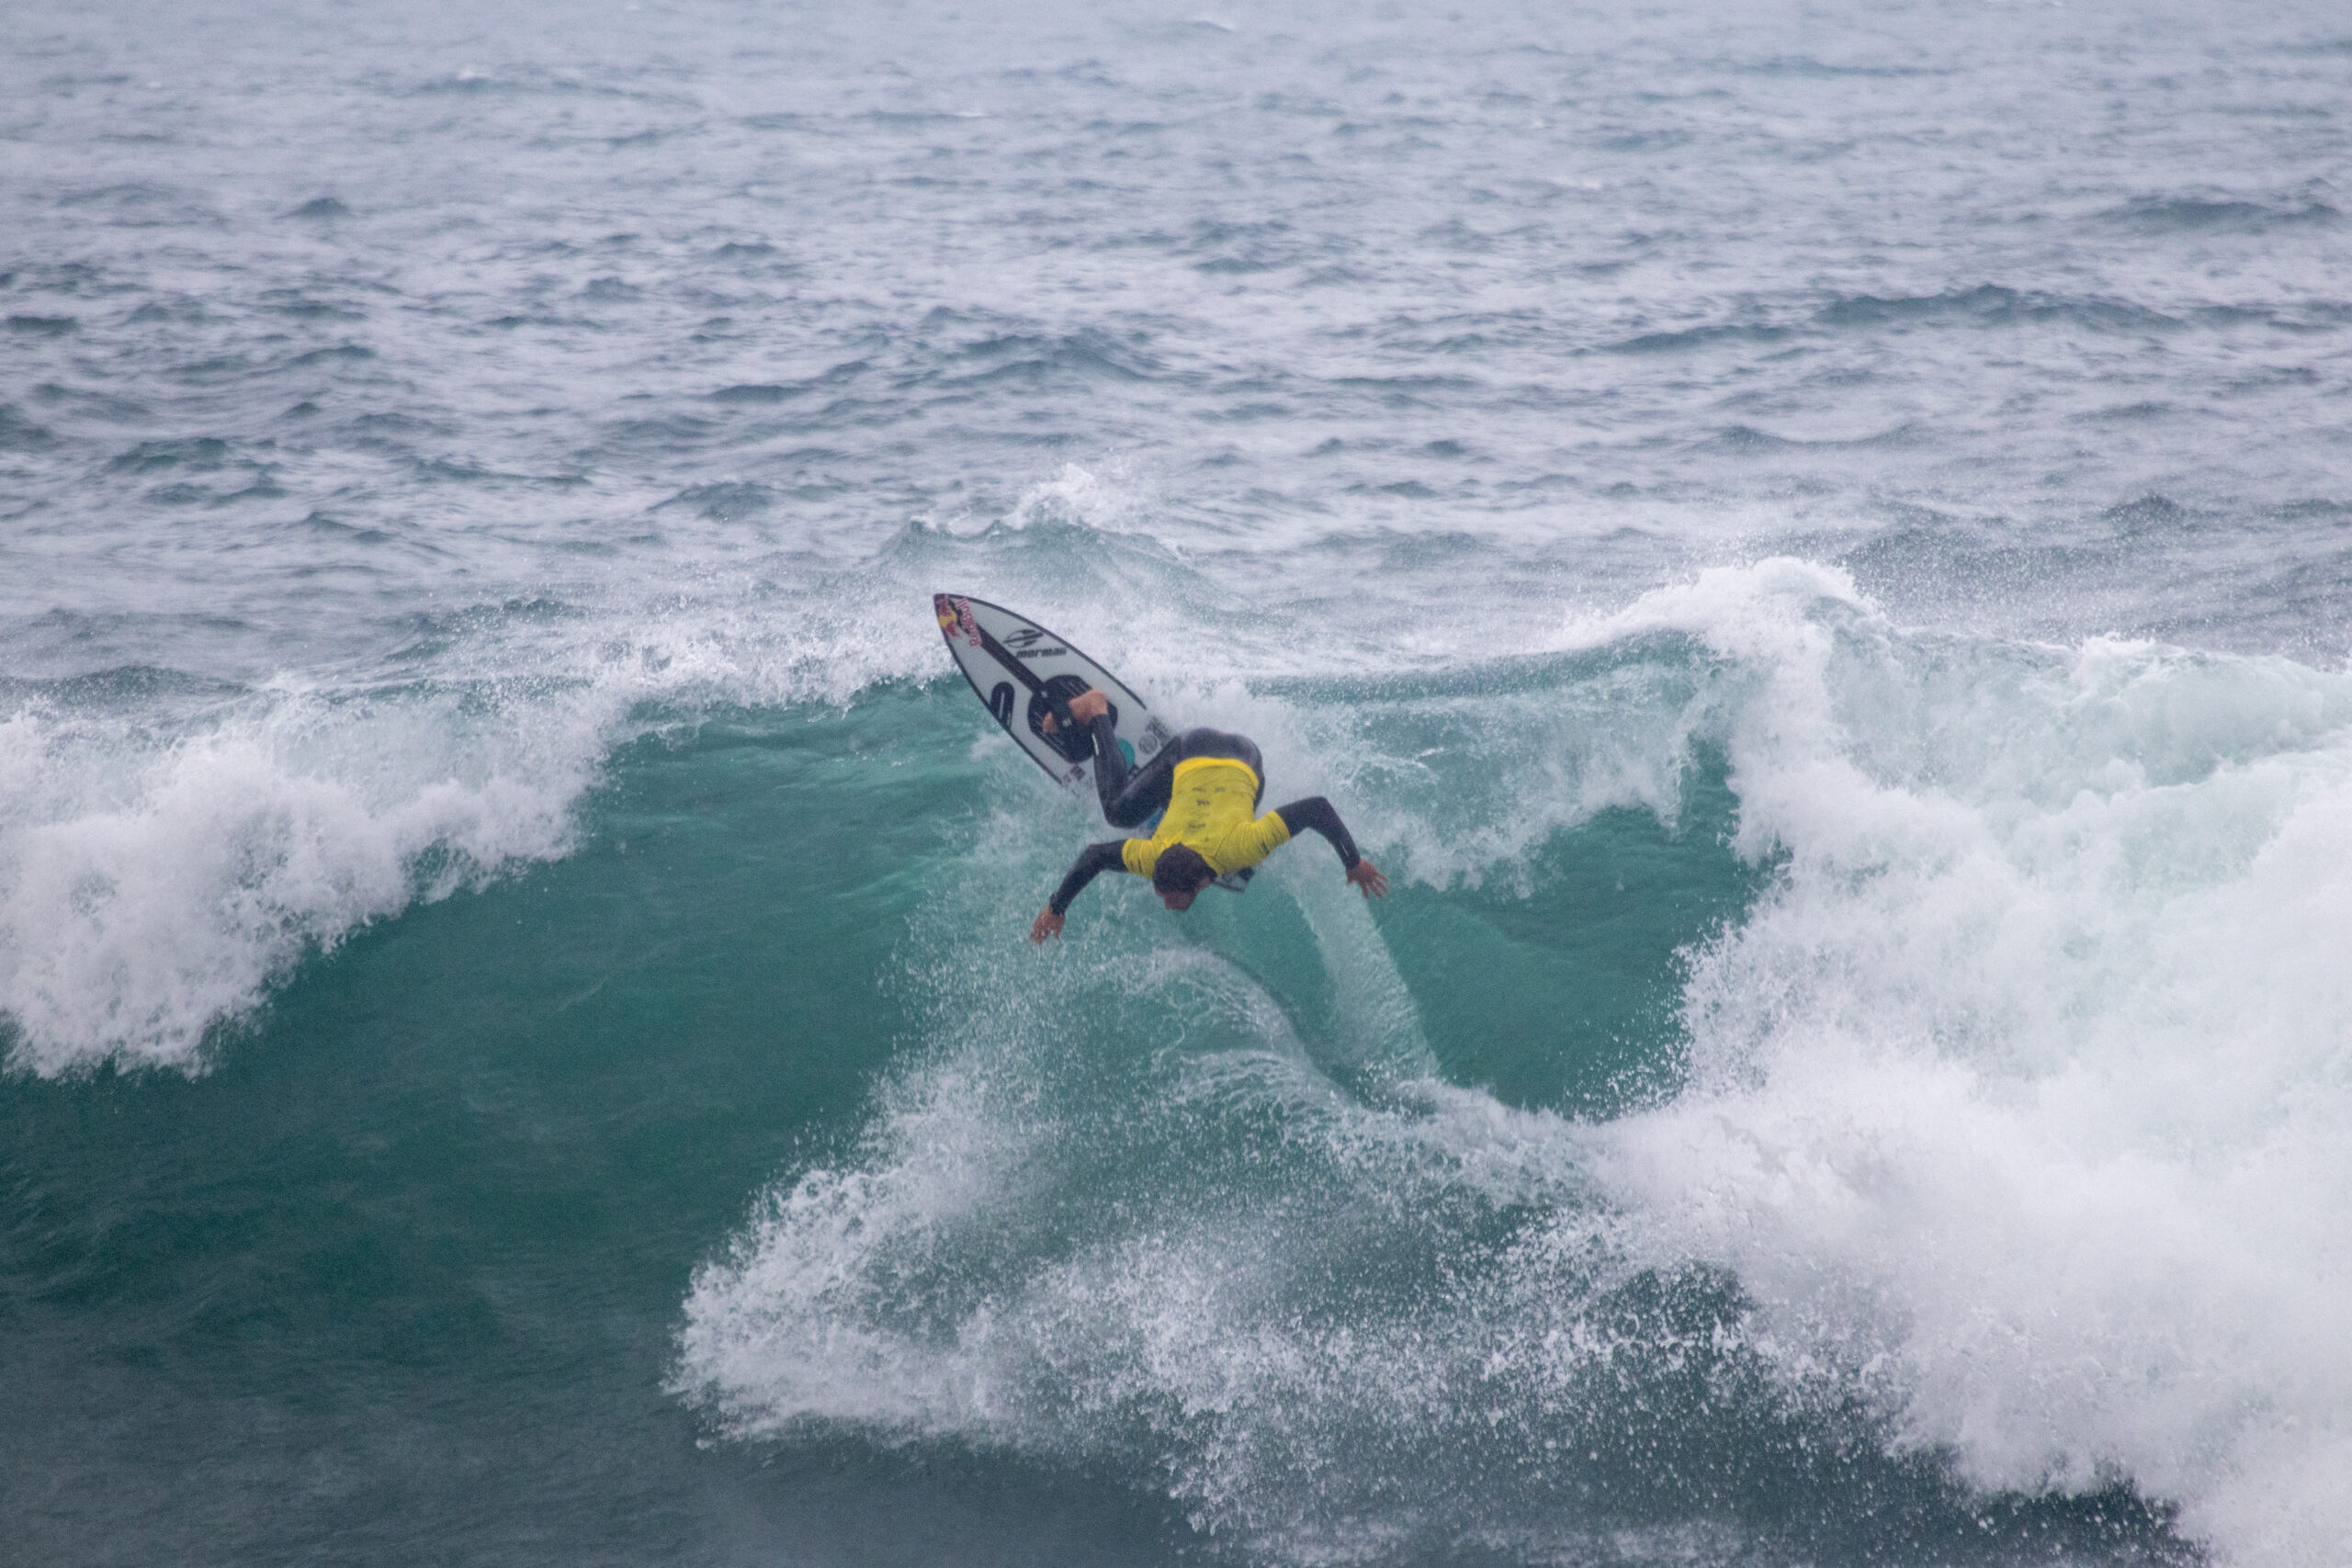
[1041,839,1132,925]
[1271,797,1360,867]
[1272,797,1389,899]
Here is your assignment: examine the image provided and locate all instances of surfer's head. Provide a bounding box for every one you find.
[1152,845,1215,910]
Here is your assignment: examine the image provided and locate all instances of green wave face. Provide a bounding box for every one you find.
[14,541,2352,1566]
[17,555,2347,1564]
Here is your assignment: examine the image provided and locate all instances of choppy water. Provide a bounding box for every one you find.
[6,2,2351,1564]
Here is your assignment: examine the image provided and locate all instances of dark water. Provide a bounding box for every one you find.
[7,2,2352,1563]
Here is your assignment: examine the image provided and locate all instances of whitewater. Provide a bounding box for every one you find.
[6,2,2350,1564]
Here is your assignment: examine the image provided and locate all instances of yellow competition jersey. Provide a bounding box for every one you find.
[1121,758,1292,879]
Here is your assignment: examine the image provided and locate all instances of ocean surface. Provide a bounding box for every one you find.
[6,1,2350,1563]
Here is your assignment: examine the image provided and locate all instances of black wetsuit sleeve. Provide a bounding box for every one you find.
[1091,715,1178,829]
[1272,797,1362,869]
[1049,840,1132,916]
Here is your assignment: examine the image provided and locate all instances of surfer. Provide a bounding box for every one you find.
[1029,689,1387,942]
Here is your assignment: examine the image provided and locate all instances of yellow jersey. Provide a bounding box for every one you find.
[1120,758,1292,879]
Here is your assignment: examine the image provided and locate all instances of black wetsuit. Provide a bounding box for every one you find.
[1047,716,1364,916]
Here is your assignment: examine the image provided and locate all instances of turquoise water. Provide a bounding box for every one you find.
[10,1,2352,1562]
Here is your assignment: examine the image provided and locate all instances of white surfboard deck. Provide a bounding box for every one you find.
[931,592,1250,893]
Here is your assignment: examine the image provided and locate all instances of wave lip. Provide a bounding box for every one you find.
[0,513,1044,1077]
[0,686,583,1076]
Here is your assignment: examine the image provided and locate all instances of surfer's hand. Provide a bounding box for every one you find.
[1067,689,1110,726]
[1347,860,1389,900]
[1030,908,1066,943]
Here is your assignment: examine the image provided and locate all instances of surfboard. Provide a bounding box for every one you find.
[931,592,1250,893]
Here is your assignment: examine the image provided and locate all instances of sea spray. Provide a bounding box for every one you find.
[678,562,2347,1564]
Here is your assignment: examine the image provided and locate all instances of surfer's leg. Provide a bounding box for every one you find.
[1099,719,1176,827]
[1086,713,1133,810]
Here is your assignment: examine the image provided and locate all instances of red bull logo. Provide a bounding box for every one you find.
[933,593,984,649]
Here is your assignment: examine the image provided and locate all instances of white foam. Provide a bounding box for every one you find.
[0,687,587,1075]
[1577,561,2352,1565]
[673,966,1611,1558]
[673,797,1626,1555]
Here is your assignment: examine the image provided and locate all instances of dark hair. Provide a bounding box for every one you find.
[1151,844,1215,899]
